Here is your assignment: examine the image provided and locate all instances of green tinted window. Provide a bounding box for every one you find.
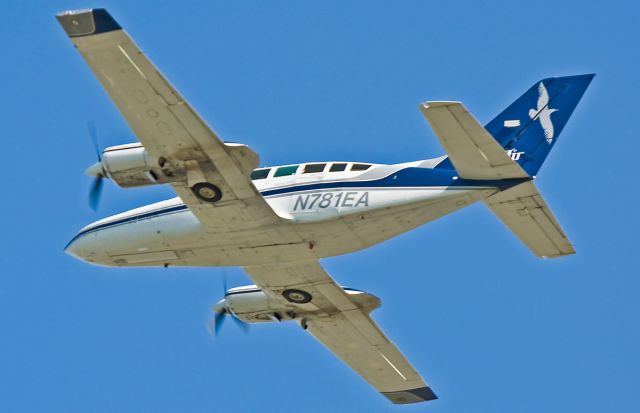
[274,165,299,177]
[303,163,326,174]
[250,169,270,180]
[329,163,347,172]
[351,163,371,171]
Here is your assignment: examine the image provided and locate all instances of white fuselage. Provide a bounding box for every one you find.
[65,159,502,267]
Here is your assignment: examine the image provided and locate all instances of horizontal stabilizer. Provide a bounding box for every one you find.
[485,181,575,258]
[420,101,528,180]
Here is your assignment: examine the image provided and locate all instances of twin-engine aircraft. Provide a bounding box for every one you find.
[57,9,593,404]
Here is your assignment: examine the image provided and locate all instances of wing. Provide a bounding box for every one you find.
[243,261,437,404]
[56,9,284,232]
[420,101,529,180]
[537,81,549,109]
[485,181,575,258]
[539,114,555,142]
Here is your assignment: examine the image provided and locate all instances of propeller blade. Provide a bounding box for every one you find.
[89,176,104,211]
[208,307,249,338]
[85,121,106,211]
[87,121,101,160]
[205,312,217,339]
[230,315,249,333]
[214,310,226,336]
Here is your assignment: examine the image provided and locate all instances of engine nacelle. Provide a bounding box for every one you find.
[223,285,289,323]
[87,141,259,191]
[220,284,381,324]
[90,143,171,188]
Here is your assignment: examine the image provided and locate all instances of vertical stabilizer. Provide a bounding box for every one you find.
[436,74,594,176]
[484,74,594,176]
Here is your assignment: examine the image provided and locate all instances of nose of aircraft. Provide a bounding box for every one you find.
[64,233,112,266]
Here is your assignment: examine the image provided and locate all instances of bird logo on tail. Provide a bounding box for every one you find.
[528,82,558,144]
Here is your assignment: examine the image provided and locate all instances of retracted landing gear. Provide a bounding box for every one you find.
[191,182,222,203]
[282,289,312,304]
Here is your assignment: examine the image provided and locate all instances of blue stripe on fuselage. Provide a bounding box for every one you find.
[260,167,527,197]
[64,204,189,250]
[65,167,529,246]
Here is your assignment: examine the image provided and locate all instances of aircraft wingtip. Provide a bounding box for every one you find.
[56,8,121,38]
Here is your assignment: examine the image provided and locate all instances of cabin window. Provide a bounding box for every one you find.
[274,165,299,177]
[350,163,371,171]
[250,169,270,180]
[329,163,347,172]
[303,163,326,174]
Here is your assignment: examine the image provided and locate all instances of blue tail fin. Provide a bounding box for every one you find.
[485,74,594,176]
[435,74,593,176]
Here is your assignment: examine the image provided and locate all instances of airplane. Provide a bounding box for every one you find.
[57,8,593,405]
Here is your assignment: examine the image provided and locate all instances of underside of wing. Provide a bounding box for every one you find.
[56,9,284,232]
[243,261,436,404]
[420,101,529,180]
[306,312,436,404]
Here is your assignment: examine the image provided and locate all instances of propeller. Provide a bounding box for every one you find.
[85,121,106,211]
[207,273,249,338]
[210,305,249,337]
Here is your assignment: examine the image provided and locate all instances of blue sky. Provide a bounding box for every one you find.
[1,1,639,412]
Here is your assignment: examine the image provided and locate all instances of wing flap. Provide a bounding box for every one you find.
[485,181,575,258]
[419,101,528,180]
